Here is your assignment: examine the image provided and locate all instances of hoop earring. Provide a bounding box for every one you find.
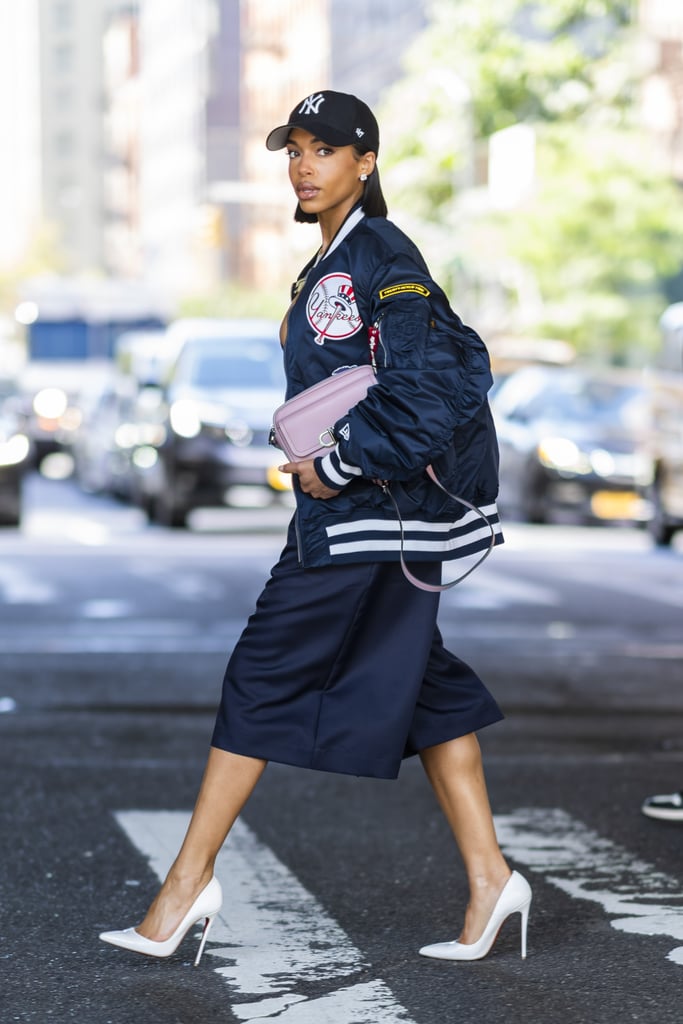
[359,173,368,182]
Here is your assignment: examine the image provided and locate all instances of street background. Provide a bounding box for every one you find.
[1,476,682,1024]
[2,4,683,1023]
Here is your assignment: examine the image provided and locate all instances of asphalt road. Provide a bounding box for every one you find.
[1,475,682,1024]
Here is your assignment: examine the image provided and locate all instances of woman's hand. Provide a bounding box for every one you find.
[279,460,341,499]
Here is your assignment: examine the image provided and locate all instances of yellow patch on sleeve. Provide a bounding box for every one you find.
[378,282,431,300]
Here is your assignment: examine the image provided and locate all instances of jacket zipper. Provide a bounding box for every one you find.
[294,510,303,565]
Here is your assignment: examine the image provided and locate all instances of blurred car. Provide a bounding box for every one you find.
[642,371,683,546]
[114,328,172,388]
[72,330,177,499]
[72,375,141,498]
[639,303,683,544]
[0,386,33,527]
[17,361,112,469]
[131,319,287,526]
[491,364,653,525]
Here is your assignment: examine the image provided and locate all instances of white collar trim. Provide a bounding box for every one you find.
[319,207,365,262]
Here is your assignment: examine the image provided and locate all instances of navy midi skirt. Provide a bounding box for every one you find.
[211,520,503,779]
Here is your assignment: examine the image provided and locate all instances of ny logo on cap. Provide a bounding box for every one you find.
[299,93,325,115]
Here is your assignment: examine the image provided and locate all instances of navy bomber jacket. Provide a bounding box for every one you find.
[282,204,503,569]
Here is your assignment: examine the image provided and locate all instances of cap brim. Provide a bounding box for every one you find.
[265,121,356,151]
[265,125,294,151]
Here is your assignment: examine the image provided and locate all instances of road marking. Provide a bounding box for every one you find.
[24,510,114,545]
[559,564,683,608]
[115,811,417,1023]
[495,808,683,966]
[0,564,56,604]
[0,622,680,657]
[0,624,244,653]
[80,599,133,619]
[443,569,560,610]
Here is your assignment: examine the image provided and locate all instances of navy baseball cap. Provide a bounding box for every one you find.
[266,90,379,153]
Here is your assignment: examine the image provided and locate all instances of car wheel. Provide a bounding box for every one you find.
[520,475,549,524]
[148,491,189,528]
[647,479,676,547]
[140,459,189,528]
[0,483,21,526]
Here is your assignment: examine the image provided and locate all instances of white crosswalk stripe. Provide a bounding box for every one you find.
[0,563,58,604]
[496,808,683,967]
[112,804,683,1024]
[116,811,418,1024]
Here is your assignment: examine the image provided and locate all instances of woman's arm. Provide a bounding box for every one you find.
[316,254,493,487]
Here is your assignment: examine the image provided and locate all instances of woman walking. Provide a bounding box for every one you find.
[100,90,531,966]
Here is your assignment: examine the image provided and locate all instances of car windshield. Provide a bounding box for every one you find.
[177,340,283,390]
[522,378,642,425]
[500,371,645,428]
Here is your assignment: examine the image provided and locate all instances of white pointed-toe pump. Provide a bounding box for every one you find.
[419,870,532,962]
[99,876,222,967]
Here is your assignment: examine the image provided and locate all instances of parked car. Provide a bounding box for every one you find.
[17,361,113,469]
[0,386,34,527]
[131,319,287,526]
[639,304,683,545]
[72,374,142,498]
[71,329,178,499]
[490,364,653,525]
[643,371,683,546]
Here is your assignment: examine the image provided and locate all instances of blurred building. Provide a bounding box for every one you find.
[235,0,428,288]
[232,0,331,286]
[639,0,683,180]
[0,0,41,273]
[330,0,427,109]
[38,0,132,273]
[102,9,142,278]
[12,0,427,296]
[136,0,224,294]
[118,0,432,294]
[136,0,330,294]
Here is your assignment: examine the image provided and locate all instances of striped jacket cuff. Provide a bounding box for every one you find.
[315,446,363,489]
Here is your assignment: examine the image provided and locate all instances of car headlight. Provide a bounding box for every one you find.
[589,448,616,477]
[58,406,82,432]
[0,433,31,467]
[114,423,140,449]
[225,421,253,447]
[537,437,590,473]
[132,445,159,469]
[33,387,68,419]
[169,399,201,438]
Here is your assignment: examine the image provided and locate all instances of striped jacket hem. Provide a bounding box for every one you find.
[324,504,503,563]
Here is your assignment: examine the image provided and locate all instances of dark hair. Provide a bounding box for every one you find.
[294,144,388,223]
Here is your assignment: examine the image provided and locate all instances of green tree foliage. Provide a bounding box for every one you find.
[436,0,635,135]
[380,0,682,362]
[179,283,284,320]
[504,124,683,361]
[0,223,66,318]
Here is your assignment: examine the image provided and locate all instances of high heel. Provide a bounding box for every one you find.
[419,870,531,962]
[99,876,222,967]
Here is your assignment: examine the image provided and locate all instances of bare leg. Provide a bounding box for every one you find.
[420,733,510,944]
[137,746,266,940]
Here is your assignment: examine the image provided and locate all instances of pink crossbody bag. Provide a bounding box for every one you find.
[269,331,495,591]
[271,363,377,462]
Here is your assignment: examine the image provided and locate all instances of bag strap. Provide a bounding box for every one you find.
[364,318,495,591]
[381,467,496,592]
